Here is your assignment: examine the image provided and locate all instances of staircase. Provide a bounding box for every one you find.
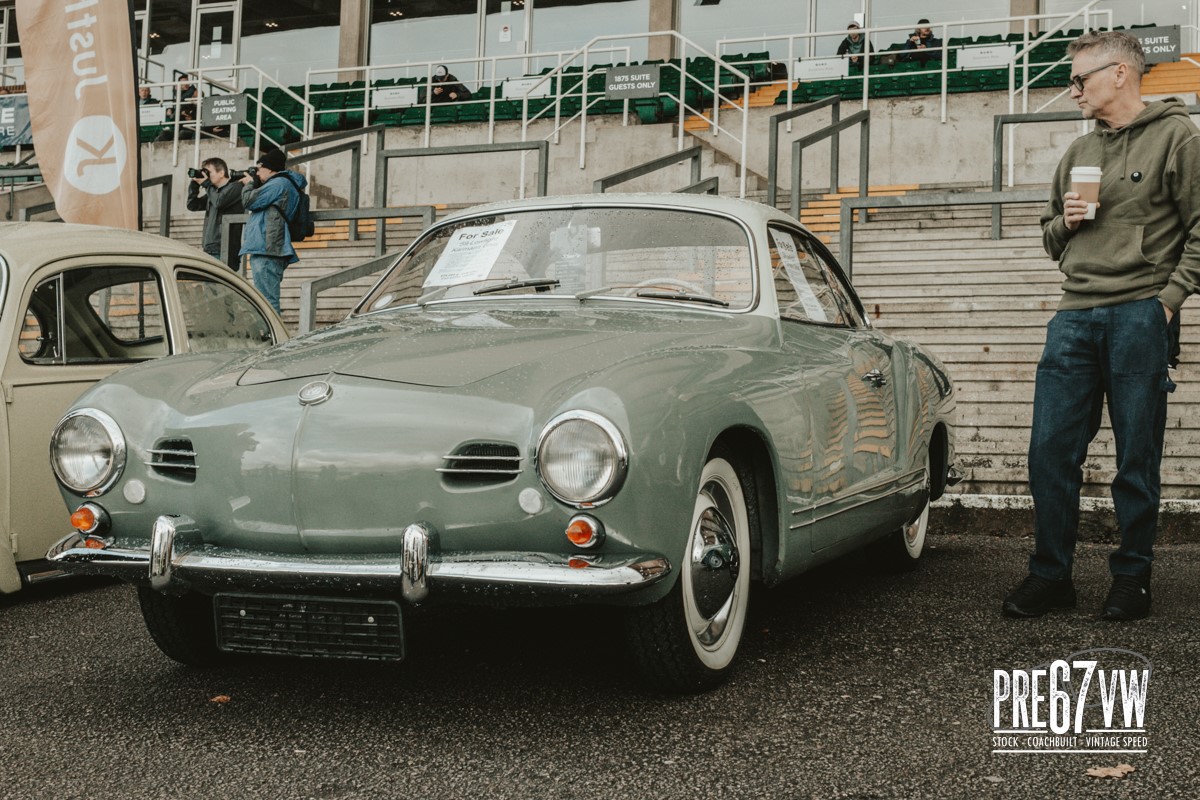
[845,193,1200,499]
[1141,54,1200,96]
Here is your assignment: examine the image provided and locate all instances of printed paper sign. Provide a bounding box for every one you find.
[957,45,1015,69]
[424,220,518,287]
[373,87,419,108]
[770,230,828,322]
[794,57,849,81]
[139,104,166,126]
[503,77,551,100]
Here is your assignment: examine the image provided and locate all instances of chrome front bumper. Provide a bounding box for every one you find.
[46,516,672,603]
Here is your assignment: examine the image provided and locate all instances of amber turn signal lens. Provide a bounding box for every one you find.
[566,519,596,546]
[83,537,107,550]
[71,507,97,532]
[567,557,591,569]
[565,514,605,549]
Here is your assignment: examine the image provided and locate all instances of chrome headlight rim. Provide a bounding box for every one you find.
[50,408,127,496]
[536,410,628,508]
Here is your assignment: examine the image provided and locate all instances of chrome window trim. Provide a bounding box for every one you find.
[50,408,128,496]
[535,409,629,508]
[0,254,8,326]
[352,201,761,317]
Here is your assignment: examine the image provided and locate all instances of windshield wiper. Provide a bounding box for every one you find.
[635,289,729,307]
[415,285,451,306]
[473,278,561,296]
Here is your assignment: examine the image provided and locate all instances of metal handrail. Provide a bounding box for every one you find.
[280,125,390,241]
[372,141,549,255]
[991,105,1200,236]
[593,145,704,193]
[837,190,1048,278]
[218,205,436,277]
[295,207,436,334]
[517,32,750,196]
[305,46,632,147]
[14,174,174,237]
[766,95,842,208]
[722,7,1115,123]
[785,107,870,221]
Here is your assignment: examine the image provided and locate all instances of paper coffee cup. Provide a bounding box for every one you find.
[1070,166,1102,220]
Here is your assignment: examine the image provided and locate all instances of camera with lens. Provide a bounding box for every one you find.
[186,166,208,180]
[229,166,259,181]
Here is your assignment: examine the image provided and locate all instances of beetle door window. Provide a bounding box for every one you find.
[176,270,274,352]
[19,266,168,365]
[768,228,845,325]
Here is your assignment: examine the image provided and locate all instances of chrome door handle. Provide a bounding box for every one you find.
[861,369,888,388]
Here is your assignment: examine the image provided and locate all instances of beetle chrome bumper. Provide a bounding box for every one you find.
[46,516,672,603]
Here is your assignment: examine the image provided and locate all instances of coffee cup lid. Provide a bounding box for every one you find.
[1070,166,1102,178]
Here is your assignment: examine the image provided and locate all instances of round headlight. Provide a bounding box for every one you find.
[50,409,126,495]
[536,411,627,506]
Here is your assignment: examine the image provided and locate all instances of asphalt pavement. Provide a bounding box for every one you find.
[2,532,1198,800]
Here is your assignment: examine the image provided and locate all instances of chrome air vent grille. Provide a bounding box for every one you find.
[438,443,522,484]
[146,439,197,482]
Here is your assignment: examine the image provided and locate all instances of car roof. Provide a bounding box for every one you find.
[446,192,805,230]
[0,222,213,283]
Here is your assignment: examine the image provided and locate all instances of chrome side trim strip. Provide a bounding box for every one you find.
[788,469,928,531]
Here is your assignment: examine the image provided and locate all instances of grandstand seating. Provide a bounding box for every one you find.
[138,24,1170,143]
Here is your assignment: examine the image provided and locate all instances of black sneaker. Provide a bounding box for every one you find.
[1002,574,1076,618]
[1101,575,1152,621]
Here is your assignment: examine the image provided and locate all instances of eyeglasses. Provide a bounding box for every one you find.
[1068,62,1119,92]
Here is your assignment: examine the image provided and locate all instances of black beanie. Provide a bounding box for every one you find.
[257,148,286,172]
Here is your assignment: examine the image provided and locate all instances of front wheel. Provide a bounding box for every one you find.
[137,587,224,666]
[626,456,752,692]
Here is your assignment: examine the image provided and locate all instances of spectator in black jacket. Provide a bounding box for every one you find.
[430,65,472,103]
[837,22,874,68]
[904,18,942,65]
[186,157,245,271]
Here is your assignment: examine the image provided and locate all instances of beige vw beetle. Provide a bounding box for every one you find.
[0,222,287,593]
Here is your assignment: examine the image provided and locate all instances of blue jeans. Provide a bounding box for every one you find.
[1028,297,1179,580]
[248,254,287,313]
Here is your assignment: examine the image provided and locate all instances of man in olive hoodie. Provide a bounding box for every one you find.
[1003,31,1199,621]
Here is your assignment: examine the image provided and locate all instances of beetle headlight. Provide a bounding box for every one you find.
[536,411,628,506]
[50,409,126,496]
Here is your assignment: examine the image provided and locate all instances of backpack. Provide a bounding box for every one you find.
[276,172,315,242]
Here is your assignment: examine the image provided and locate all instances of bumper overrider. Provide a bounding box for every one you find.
[46,516,671,602]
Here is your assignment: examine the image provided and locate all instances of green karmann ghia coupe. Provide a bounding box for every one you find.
[47,194,957,691]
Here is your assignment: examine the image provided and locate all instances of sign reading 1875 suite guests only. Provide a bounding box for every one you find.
[606,65,660,99]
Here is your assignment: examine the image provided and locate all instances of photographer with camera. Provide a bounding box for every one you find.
[903,18,942,66]
[186,158,245,271]
[238,148,306,313]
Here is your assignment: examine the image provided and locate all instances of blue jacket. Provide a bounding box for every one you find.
[239,170,306,264]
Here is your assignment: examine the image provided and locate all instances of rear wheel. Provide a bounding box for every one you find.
[879,464,931,571]
[137,587,223,666]
[626,456,752,692]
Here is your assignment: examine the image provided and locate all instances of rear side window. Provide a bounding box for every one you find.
[767,228,846,325]
[19,266,168,365]
[176,270,274,353]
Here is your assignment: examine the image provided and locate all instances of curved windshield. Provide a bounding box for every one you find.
[357,206,754,314]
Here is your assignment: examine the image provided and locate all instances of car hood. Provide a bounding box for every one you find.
[235,305,760,388]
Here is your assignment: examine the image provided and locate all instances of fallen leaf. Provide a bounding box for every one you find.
[209,695,232,704]
[1086,764,1135,779]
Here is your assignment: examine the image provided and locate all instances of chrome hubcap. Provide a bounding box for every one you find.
[688,482,741,646]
